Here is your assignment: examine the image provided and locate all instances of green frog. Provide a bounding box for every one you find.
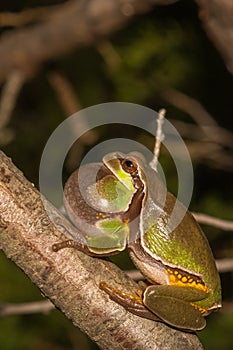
[53,152,221,331]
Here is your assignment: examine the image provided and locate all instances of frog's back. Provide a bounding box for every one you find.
[141,188,221,309]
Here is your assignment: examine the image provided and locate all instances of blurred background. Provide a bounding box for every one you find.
[0,0,232,349]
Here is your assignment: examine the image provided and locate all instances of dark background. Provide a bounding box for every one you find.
[0,1,232,349]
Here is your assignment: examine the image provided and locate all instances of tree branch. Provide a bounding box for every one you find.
[192,212,233,231]
[0,4,62,27]
[161,87,233,171]
[0,0,177,84]
[0,300,54,317]
[149,108,165,171]
[0,0,232,85]
[196,0,233,75]
[0,150,203,349]
[0,70,26,145]
[161,87,233,150]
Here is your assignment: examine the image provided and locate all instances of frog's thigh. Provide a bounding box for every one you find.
[143,285,207,331]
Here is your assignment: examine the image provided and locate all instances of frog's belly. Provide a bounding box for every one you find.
[129,248,169,285]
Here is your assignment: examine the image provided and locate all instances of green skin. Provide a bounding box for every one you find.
[56,152,221,331]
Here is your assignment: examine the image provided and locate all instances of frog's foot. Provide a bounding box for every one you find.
[138,280,150,291]
[99,281,160,322]
[143,285,207,331]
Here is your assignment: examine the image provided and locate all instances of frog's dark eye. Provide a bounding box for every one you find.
[122,158,138,174]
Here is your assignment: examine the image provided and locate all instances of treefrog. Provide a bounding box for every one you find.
[53,152,221,331]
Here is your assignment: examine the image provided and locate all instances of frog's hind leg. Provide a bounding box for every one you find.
[143,285,207,331]
[99,281,160,321]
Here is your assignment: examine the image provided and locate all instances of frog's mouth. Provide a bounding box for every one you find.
[95,162,114,182]
[102,153,136,191]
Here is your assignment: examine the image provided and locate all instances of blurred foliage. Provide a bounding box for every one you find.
[0,0,232,349]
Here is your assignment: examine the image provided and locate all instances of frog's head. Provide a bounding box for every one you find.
[102,151,147,190]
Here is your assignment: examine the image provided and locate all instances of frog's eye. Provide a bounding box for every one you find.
[122,158,138,174]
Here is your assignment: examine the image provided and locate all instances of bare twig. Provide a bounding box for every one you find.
[0,70,26,145]
[125,270,143,281]
[167,120,233,167]
[216,259,233,273]
[150,108,166,171]
[97,40,121,70]
[0,70,26,128]
[184,141,233,171]
[161,88,233,170]
[193,212,233,231]
[162,88,217,127]
[195,0,233,75]
[0,5,61,27]
[48,71,82,117]
[0,0,177,84]
[48,70,98,170]
[169,119,214,142]
[0,300,54,317]
[161,87,233,149]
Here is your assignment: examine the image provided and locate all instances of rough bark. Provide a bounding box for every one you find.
[0,150,203,349]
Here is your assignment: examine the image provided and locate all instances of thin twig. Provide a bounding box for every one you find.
[149,108,166,171]
[0,0,175,84]
[216,259,233,273]
[0,5,61,27]
[48,70,97,144]
[48,71,82,117]
[184,141,233,171]
[0,70,26,145]
[161,87,233,149]
[195,0,233,75]
[162,87,217,126]
[161,88,233,170]
[48,70,98,170]
[0,70,26,129]
[0,300,54,317]
[97,40,121,70]
[192,212,233,231]
[125,270,143,281]
[48,70,97,140]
